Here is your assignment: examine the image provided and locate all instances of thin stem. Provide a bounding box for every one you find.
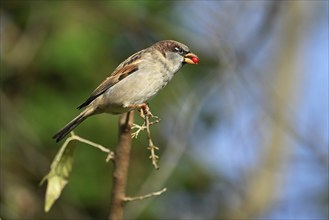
[124,188,167,202]
[69,132,114,161]
[142,108,159,169]
[70,132,112,153]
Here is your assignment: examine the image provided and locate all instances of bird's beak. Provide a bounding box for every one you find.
[184,53,199,64]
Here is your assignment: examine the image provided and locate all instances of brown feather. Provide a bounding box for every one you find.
[77,63,139,109]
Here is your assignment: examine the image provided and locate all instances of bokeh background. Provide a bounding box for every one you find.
[1,1,328,219]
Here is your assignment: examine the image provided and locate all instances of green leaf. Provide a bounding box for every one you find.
[41,138,76,212]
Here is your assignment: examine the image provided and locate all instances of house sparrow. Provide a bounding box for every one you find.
[53,40,199,142]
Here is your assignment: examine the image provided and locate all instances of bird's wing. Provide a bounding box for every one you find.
[77,62,139,109]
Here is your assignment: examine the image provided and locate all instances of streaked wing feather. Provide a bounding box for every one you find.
[77,63,139,109]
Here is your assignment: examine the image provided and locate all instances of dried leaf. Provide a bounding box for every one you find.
[41,139,76,212]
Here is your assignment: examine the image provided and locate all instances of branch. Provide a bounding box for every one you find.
[124,188,167,202]
[108,111,134,220]
[131,105,160,169]
[68,132,115,162]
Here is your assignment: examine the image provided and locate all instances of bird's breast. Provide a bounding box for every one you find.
[100,55,182,109]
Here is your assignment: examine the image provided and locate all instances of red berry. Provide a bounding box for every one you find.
[192,56,199,64]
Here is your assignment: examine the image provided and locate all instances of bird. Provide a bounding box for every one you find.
[53,40,199,142]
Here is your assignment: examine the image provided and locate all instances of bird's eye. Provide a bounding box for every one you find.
[174,46,183,54]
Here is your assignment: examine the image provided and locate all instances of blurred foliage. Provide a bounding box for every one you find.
[1,1,328,220]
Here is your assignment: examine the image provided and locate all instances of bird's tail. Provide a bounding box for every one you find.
[53,108,94,142]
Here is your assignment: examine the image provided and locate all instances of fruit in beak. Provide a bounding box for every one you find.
[184,53,199,64]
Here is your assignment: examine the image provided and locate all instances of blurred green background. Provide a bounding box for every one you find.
[1,1,328,220]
